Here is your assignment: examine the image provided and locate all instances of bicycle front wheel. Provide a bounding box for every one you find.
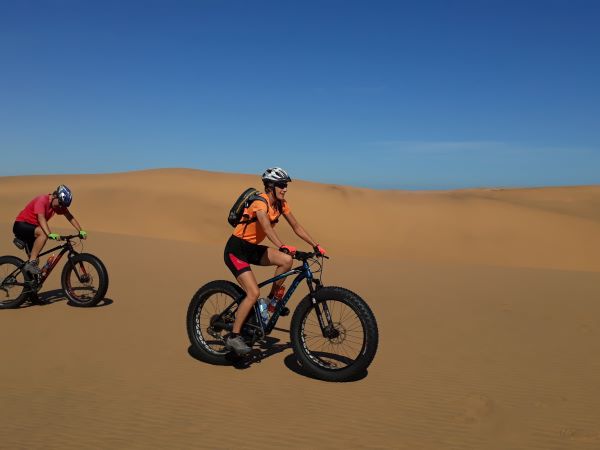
[61,253,108,307]
[0,256,30,309]
[290,286,379,382]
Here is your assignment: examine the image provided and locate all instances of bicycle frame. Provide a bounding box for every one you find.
[222,254,333,337]
[19,236,86,287]
[255,262,313,334]
[35,242,72,285]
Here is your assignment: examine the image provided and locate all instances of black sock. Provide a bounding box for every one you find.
[229,332,239,338]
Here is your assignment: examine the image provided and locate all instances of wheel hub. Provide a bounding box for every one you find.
[325,323,346,344]
[207,314,225,338]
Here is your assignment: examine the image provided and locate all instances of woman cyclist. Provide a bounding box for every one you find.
[13,185,87,275]
[224,167,326,355]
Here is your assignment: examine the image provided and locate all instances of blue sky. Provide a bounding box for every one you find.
[1,0,599,189]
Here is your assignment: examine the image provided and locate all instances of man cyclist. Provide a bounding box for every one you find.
[13,185,88,275]
[223,167,327,355]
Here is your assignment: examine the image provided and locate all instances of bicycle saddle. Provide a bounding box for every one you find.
[13,238,26,250]
[13,238,31,256]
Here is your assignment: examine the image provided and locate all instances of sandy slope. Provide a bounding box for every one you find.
[0,168,598,272]
[1,169,600,449]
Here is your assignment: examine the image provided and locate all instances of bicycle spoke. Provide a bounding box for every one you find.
[300,297,366,371]
[63,257,106,305]
[194,291,234,355]
[0,260,27,306]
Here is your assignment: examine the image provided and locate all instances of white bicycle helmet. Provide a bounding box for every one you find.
[261,167,292,183]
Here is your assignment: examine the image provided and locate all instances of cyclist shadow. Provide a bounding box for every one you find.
[20,289,114,308]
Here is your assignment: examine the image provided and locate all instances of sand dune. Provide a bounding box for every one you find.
[1,168,599,271]
[1,169,600,449]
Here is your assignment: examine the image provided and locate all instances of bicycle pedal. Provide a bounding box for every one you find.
[280,307,290,316]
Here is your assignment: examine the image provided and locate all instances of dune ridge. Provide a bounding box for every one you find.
[1,168,598,272]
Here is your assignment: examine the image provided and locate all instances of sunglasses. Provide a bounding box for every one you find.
[274,182,288,189]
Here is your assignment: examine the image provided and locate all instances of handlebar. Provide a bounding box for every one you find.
[59,234,81,241]
[292,250,329,261]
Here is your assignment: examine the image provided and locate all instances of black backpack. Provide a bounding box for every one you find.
[227,188,268,227]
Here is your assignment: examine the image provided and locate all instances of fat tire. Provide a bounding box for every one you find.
[61,253,108,307]
[186,280,244,365]
[0,255,31,309]
[92,255,109,287]
[290,286,379,382]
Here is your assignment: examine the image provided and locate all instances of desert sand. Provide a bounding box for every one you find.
[1,168,600,449]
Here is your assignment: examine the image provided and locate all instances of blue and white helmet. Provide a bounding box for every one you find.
[55,184,73,207]
[261,167,292,183]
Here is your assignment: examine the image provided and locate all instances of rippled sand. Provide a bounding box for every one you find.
[1,169,599,449]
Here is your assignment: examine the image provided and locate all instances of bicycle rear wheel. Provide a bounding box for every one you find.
[186,280,244,365]
[290,286,378,382]
[61,253,108,307]
[0,256,30,309]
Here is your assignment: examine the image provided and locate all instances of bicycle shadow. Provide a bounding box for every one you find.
[231,335,292,370]
[187,334,291,368]
[282,354,369,382]
[19,289,114,308]
[187,325,369,382]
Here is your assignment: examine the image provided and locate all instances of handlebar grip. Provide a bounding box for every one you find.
[292,251,330,261]
[60,234,80,241]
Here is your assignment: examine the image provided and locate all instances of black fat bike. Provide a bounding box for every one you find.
[0,235,109,308]
[186,250,378,382]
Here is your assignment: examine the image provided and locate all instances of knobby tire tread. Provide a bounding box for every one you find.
[186,280,244,365]
[60,253,108,307]
[290,286,379,382]
[0,255,30,309]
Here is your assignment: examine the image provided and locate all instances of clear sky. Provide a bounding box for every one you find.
[1,0,599,189]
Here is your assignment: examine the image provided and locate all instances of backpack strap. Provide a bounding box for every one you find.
[238,195,269,225]
[238,195,282,246]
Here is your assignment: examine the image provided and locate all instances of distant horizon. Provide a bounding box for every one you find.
[0,165,598,192]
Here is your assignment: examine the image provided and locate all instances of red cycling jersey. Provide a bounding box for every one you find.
[15,194,67,226]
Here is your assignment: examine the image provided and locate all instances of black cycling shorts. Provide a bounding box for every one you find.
[224,235,268,278]
[13,221,36,253]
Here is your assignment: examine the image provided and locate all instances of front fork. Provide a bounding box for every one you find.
[66,252,90,283]
[307,279,336,338]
